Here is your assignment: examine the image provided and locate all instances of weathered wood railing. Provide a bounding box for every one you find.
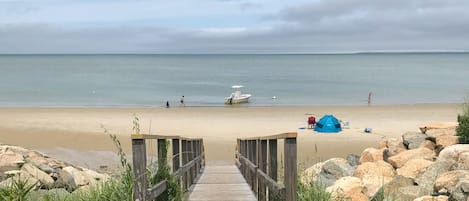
[235,132,297,201]
[131,134,205,201]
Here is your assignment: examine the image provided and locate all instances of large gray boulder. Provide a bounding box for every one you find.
[415,161,456,195]
[317,158,354,187]
[451,179,469,201]
[371,175,414,201]
[56,168,77,192]
[346,154,360,167]
[403,132,428,149]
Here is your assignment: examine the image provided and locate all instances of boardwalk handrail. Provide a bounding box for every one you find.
[235,132,297,201]
[131,134,205,201]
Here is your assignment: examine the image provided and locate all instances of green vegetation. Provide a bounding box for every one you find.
[148,139,182,201]
[0,116,181,201]
[297,180,335,201]
[456,102,469,144]
[0,175,37,201]
[457,102,469,143]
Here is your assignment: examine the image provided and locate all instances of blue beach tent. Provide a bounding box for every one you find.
[314,115,342,133]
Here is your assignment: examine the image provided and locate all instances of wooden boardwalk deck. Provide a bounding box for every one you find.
[188,165,257,201]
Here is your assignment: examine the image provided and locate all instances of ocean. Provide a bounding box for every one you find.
[0,53,468,107]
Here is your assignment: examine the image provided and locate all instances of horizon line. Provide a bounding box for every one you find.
[1,50,468,56]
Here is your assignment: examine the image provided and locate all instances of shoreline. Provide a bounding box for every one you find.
[0,103,462,168]
[0,102,463,109]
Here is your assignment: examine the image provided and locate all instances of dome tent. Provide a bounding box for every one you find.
[314,115,342,133]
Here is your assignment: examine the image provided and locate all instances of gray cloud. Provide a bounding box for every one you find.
[1,0,469,53]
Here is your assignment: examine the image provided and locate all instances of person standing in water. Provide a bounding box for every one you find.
[166,101,170,108]
[180,95,185,107]
[368,92,372,106]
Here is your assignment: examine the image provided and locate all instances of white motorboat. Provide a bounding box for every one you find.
[224,85,251,104]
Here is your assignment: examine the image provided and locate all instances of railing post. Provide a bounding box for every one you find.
[268,139,278,200]
[253,140,258,194]
[258,140,267,201]
[157,138,166,165]
[132,138,147,201]
[181,140,187,191]
[284,137,297,201]
[191,140,196,182]
[172,138,180,173]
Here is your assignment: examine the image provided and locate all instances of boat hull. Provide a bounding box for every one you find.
[224,95,251,104]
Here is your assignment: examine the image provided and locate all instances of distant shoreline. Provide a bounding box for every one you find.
[0,102,464,109]
[1,51,469,56]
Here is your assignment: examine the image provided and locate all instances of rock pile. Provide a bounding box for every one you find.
[0,144,109,196]
[302,127,468,201]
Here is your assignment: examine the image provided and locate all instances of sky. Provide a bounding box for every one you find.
[1,0,469,54]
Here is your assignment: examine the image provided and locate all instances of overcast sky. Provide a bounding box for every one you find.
[1,0,469,54]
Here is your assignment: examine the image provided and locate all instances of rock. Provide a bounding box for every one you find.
[21,163,54,188]
[434,170,469,193]
[57,168,77,192]
[0,170,39,189]
[458,152,469,170]
[62,166,89,187]
[451,178,469,201]
[397,159,434,179]
[419,140,436,151]
[426,128,457,140]
[317,158,354,187]
[387,148,435,168]
[359,148,385,164]
[82,168,109,186]
[326,176,367,201]
[346,154,360,167]
[403,132,428,149]
[398,186,428,201]
[382,138,406,158]
[353,160,396,197]
[32,161,54,174]
[0,151,24,173]
[1,145,29,155]
[436,134,459,149]
[415,161,456,195]
[301,161,324,185]
[371,175,414,200]
[437,144,469,169]
[413,195,449,201]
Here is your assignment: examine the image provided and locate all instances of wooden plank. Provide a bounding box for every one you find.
[240,132,297,140]
[132,139,147,201]
[146,180,167,199]
[258,140,267,201]
[257,170,285,197]
[131,134,202,140]
[284,137,297,201]
[172,138,180,173]
[268,139,278,200]
[188,165,256,201]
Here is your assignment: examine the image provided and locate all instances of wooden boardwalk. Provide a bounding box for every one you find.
[188,165,257,201]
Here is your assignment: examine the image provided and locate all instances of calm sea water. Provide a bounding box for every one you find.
[0,54,468,107]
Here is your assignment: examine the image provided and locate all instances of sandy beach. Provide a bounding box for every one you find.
[0,104,462,169]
